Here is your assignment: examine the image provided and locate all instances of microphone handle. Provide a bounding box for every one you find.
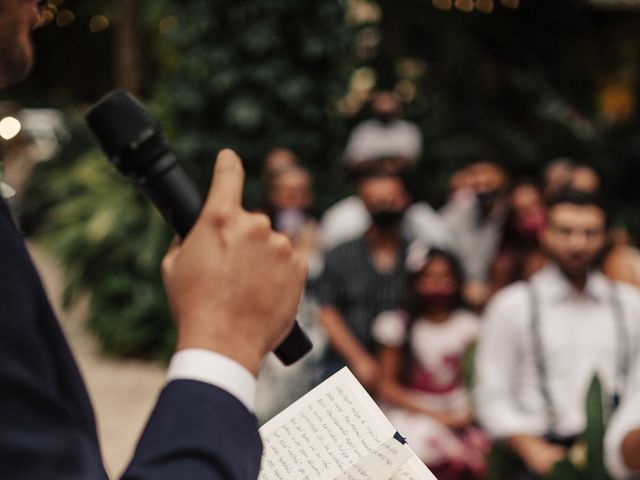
[140,152,312,366]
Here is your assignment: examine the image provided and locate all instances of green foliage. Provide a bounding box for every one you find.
[372,1,640,233]
[25,0,353,360]
[546,375,613,480]
[156,0,353,211]
[27,117,175,359]
[486,374,615,480]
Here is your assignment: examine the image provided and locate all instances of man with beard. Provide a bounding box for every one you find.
[0,1,307,479]
[317,170,411,388]
[474,189,640,479]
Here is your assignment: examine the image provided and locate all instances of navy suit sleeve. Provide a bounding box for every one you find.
[123,380,263,480]
[0,202,108,479]
[0,198,263,480]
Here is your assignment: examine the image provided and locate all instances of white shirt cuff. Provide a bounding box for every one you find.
[167,349,256,412]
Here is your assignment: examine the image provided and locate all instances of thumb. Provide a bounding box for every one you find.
[203,149,245,216]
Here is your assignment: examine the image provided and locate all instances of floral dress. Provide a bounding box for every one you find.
[373,309,489,479]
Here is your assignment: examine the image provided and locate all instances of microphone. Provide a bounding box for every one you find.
[85,90,312,366]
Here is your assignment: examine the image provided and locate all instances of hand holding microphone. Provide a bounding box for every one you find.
[85,91,312,371]
[161,149,308,375]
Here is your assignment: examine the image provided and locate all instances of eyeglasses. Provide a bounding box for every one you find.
[36,1,56,27]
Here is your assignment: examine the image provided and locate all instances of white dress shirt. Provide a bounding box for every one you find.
[474,265,640,439]
[167,349,256,412]
[440,198,506,281]
[344,118,422,165]
[319,195,452,252]
[605,354,640,479]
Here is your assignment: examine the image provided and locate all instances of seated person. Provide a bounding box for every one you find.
[320,160,451,253]
[255,165,325,423]
[262,165,320,274]
[441,160,510,308]
[474,189,640,479]
[605,354,640,479]
[489,180,547,294]
[344,90,422,167]
[317,171,411,388]
[373,247,488,479]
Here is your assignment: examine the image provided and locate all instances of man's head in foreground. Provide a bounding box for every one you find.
[0,0,44,89]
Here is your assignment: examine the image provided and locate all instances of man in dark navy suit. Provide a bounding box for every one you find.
[0,1,307,478]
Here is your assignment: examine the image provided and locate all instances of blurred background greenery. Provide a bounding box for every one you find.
[2,0,640,359]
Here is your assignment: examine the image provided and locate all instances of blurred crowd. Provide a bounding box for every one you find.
[254,91,640,480]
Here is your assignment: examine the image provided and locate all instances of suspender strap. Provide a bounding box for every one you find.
[527,280,629,433]
[527,283,558,432]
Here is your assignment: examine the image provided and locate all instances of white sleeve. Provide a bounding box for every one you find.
[605,355,640,479]
[372,310,408,348]
[167,349,256,412]
[473,287,547,438]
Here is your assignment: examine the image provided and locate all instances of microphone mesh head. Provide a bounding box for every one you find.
[85,90,160,159]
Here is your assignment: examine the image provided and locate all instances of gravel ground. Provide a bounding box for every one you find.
[29,243,167,479]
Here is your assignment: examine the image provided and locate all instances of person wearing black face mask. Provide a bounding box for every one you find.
[343,91,422,168]
[369,207,405,230]
[442,160,510,308]
[317,173,411,389]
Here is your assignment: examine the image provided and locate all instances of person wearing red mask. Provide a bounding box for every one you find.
[373,246,489,480]
[489,181,548,295]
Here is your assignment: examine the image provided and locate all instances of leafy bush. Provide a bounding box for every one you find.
[25,0,353,359]
[26,118,175,359]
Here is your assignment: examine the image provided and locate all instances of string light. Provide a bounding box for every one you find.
[475,0,495,12]
[433,0,453,9]
[0,116,21,141]
[433,0,518,10]
[89,15,109,33]
[56,9,75,27]
[454,0,474,12]
[38,3,57,26]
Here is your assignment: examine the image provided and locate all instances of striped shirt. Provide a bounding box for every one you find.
[317,236,408,372]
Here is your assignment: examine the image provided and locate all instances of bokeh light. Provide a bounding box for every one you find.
[0,116,22,140]
[56,9,75,27]
[159,16,179,34]
[89,15,109,33]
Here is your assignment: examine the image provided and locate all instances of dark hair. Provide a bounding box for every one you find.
[408,247,467,314]
[398,248,468,385]
[355,164,417,202]
[545,187,610,229]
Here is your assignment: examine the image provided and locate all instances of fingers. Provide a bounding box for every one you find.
[161,236,181,279]
[204,149,245,216]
